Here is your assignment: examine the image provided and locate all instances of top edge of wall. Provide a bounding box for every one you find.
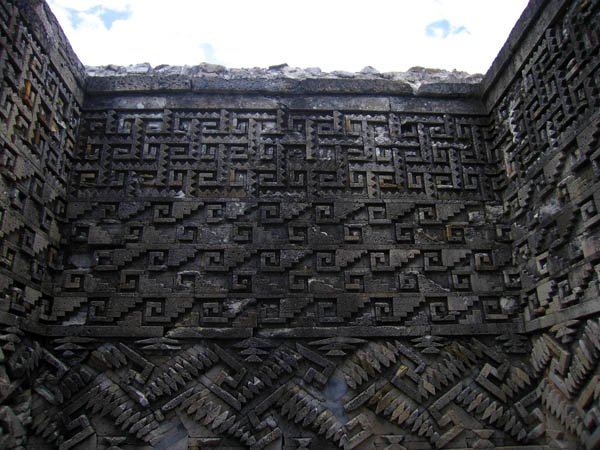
[481,0,569,111]
[14,0,87,101]
[24,0,569,109]
[84,75,484,99]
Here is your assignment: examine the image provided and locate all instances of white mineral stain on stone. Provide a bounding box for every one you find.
[500,296,517,315]
[425,277,451,293]
[485,204,505,220]
[508,97,522,144]
[537,198,562,221]
[468,211,485,224]
[224,297,255,315]
[323,373,349,424]
[62,310,87,325]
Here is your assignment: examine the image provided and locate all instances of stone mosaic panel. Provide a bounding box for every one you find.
[486,0,600,447]
[0,1,85,448]
[0,2,83,332]
[489,0,600,331]
[0,0,84,328]
[0,0,599,449]
[57,107,517,340]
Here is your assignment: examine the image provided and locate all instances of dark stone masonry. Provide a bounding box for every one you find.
[0,0,599,448]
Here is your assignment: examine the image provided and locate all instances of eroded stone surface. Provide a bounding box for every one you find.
[0,0,599,449]
[85,63,483,89]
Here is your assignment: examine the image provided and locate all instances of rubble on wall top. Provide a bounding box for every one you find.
[85,62,483,90]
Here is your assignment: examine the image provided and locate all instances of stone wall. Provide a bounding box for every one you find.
[65,84,512,337]
[0,0,598,449]
[0,0,85,321]
[0,1,85,445]
[484,0,600,446]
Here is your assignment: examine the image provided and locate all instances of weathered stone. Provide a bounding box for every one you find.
[0,0,599,448]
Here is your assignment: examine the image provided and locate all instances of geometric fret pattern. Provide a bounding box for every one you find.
[0,0,599,449]
[59,107,517,338]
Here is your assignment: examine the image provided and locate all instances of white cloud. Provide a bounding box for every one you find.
[48,0,529,74]
[425,19,468,39]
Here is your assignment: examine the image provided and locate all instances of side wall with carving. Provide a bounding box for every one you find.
[0,0,598,449]
[485,0,600,447]
[0,0,86,448]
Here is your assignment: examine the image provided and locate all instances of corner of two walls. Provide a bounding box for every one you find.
[484,0,600,446]
[0,2,85,448]
[0,0,599,448]
[0,1,85,328]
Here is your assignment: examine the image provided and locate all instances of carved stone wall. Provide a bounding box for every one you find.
[0,0,84,322]
[0,0,598,449]
[485,0,600,447]
[0,2,85,447]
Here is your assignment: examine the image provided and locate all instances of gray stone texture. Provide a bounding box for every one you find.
[0,0,598,449]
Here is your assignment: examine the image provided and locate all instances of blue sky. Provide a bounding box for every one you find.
[66,5,131,29]
[425,19,467,39]
[48,0,529,74]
